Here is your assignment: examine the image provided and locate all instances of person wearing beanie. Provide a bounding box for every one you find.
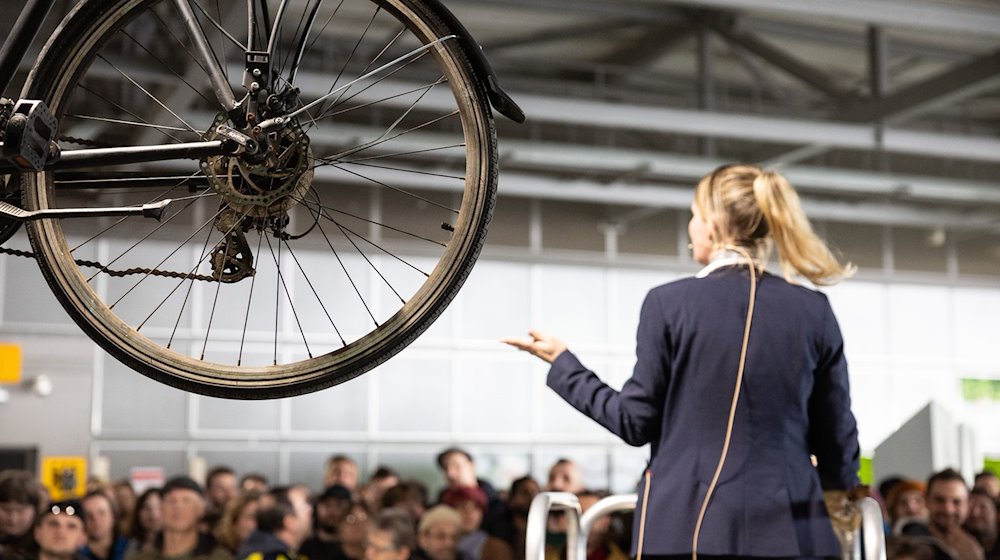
[132,476,232,560]
[35,500,88,560]
[440,487,513,560]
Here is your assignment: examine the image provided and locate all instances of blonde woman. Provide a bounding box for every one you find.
[504,164,861,559]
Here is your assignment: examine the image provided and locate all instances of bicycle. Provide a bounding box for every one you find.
[0,0,523,399]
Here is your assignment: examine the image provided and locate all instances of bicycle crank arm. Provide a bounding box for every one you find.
[0,199,171,222]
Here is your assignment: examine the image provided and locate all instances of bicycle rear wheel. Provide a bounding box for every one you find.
[22,0,497,398]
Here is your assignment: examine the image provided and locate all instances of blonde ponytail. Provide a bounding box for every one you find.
[751,171,854,285]
[695,164,854,286]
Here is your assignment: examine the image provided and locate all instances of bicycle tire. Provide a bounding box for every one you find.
[22,0,497,398]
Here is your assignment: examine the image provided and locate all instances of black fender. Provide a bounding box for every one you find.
[421,0,525,124]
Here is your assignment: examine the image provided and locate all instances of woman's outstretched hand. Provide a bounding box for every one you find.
[501,330,568,363]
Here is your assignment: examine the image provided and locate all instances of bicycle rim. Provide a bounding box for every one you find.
[22,0,497,398]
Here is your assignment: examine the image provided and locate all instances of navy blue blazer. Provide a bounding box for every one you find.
[547,266,860,557]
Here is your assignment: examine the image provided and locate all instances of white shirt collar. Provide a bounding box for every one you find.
[696,250,753,278]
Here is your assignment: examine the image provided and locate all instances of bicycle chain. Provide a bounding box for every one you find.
[0,134,224,282]
[0,245,221,282]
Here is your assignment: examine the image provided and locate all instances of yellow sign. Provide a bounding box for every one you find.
[41,456,87,500]
[0,344,21,384]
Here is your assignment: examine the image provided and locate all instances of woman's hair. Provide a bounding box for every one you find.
[128,488,161,543]
[214,488,263,552]
[694,163,854,285]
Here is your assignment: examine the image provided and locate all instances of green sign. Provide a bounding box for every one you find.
[961,378,1000,401]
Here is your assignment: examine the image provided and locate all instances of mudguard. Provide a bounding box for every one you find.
[422,0,525,123]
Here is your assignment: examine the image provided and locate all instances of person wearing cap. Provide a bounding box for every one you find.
[236,485,312,560]
[299,484,352,560]
[35,500,87,560]
[439,486,513,560]
[131,476,232,560]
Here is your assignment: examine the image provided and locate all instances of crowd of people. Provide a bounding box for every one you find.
[0,449,629,560]
[0,447,997,560]
[883,469,999,560]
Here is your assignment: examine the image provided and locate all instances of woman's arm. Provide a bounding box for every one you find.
[503,290,672,446]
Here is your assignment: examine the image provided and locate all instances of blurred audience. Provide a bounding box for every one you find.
[974,471,999,501]
[925,468,984,560]
[111,481,137,538]
[237,485,311,560]
[132,476,231,560]
[440,485,513,560]
[360,467,400,515]
[35,499,88,560]
[239,474,270,494]
[324,456,361,492]
[964,488,999,560]
[414,505,463,560]
[887,479,930,528]
[81,490,128,560]
[214,489,262,554]
[124,488,162,556]
[299,484,352,559]
[383,480,428,522]
[365,508,416,560]
[0,469,43,559]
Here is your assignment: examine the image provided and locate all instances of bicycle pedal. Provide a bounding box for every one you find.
[3,99,58,172]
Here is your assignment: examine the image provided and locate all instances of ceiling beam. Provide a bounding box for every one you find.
[656,0,1000,38]
[703,14,857,99]
[838,48,1000,123]
[598,22,694,67]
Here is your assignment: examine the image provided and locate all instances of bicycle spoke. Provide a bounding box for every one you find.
[164,215,219,345]
[119,28,217,108]
[199,228,230,359]
[84,194,209,282]
[282,233,347,346]
[346,160,464,182]
[67,114,191,134]
[109,203,230,308]
[67,173,206,252]
[313,110,460,163]
[300,0,345,63]
[96,54,201,134]
[313,206,429,278]
[273,236,314,358]
[238,229,266,366]
[330,164,460,213]
[73,84,189,144]
[292,194,446,247]
[315,219,383,321]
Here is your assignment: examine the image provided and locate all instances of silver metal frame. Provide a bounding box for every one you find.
[526,491,888,560]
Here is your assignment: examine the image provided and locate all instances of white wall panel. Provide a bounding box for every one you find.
[953,287,1000,368]
[538,265,607,346]
[99,358,188,438]
[887,284,953,361]
[458,260,531,341]
[455,355,533,434]
[290,376,370,433]
[608,269,675,348]
[825,281,889,358]
[375,353,451,433]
